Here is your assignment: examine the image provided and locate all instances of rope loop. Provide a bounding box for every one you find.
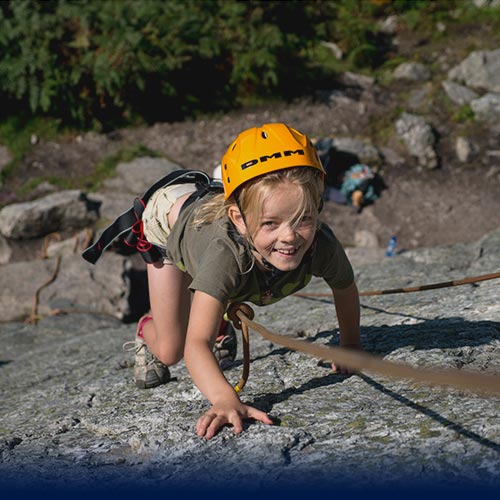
[226,302,254,393]
[226,302,254,330]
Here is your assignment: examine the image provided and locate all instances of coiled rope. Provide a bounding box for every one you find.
[226,270,500,397]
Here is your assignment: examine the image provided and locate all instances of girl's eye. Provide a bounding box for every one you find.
[262,220,278,228]
[298,215,314,226]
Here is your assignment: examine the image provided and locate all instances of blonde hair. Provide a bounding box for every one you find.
[193,167,324,236]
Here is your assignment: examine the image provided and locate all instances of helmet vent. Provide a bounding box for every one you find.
[261,131,268,139]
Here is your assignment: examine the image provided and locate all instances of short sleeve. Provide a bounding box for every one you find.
[188,238,245,304]
[312,223,354,289]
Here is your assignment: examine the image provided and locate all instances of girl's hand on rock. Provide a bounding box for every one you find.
[196,401,273,440]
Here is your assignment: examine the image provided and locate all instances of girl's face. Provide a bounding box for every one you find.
[233,183,317,272]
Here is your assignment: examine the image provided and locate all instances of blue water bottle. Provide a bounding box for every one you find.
[386,235,397,257]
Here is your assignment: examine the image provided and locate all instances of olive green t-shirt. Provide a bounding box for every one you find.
[164,195,354,306]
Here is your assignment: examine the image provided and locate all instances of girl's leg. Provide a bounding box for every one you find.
[131,190,193,389]
[141,261,191,366]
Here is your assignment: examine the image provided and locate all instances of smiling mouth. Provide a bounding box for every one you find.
[274,247,299,256]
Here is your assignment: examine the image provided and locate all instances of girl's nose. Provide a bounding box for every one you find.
[278,223,296,241]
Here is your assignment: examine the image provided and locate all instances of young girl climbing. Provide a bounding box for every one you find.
[131,122,361,440]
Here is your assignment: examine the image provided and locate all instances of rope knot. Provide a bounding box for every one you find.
[227,302,254,330]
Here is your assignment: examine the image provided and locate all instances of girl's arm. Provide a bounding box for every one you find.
[331,281,362,374]
[183,291,273,440]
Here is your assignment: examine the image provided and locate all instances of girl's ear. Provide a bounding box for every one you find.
[228,205,247,235]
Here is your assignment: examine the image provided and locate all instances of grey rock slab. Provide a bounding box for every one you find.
[0,234,12,265]
[90,190,136,223]
[1,233,500,491]
[395,112,438,169]
[39,254,133,320]
[0,190,99,239]
[442,80,480,106]
[0,253,131,322]
[448,49,500,93]
[393,62,431,81]
[0,258,56,321]
[471,92,500,122]
[102,156,183,195]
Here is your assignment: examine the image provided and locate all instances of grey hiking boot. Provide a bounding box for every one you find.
[124,315,171,389]
[213,320,237,370]
[133,335,171,389]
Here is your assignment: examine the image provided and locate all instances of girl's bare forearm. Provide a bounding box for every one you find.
[332,282,361,346]
[184,339,240,405]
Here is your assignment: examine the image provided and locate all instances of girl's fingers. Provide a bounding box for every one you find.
[247,407,274,426]
[198,412,229,440]
[331,362,352,375]
[196,416,208,436]
[196,413,218,437]
[228,414,244,435]
[197,405,273,440]
[205,415,226,440]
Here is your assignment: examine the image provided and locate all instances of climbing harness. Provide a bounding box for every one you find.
[226,300,500,398]
[226,271,500,396]
[81,170,222,265]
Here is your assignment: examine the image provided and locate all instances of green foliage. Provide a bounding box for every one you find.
[0,0,335,129]
[393,0,500,34]
[325,0,383,68]
[452,105,475,124]
[0,115,62,161]
[0,115,66,185]
[0,0,497,131]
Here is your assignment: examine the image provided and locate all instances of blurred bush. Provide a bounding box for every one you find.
[0,0,488,131]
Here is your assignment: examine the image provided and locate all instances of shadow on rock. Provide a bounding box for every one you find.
[235,315,500,367]
[297,315,500,357]
[124,268,149,323]
[358,317,500,356]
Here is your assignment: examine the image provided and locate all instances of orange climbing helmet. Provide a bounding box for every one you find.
[221,122,325,200]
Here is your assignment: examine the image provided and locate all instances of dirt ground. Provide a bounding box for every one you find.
[323,162,500,252]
